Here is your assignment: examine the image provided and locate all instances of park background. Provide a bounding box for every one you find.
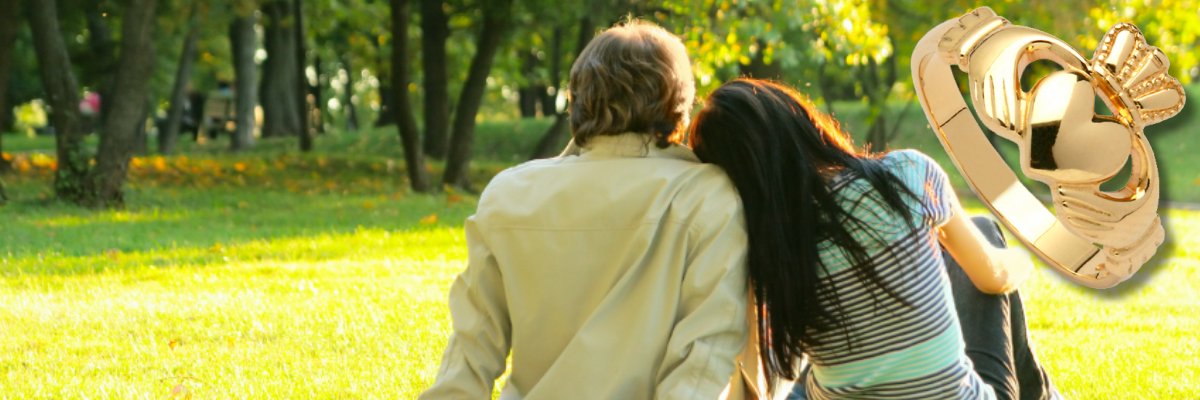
[0,0,1197,398]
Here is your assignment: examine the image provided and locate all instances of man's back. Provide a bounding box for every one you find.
[420,134,749,399]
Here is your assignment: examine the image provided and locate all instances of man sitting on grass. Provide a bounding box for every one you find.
[419,20,751,399]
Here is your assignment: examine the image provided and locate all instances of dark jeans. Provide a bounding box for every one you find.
[789,216,1057,400]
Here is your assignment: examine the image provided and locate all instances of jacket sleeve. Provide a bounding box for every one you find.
[419,216,511,399]
[656,192,750,399]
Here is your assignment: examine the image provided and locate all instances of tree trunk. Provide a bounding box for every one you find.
[529,15,594,160]
[816,61,838,116]
[132,99,151,154]
[420,0,450,158]
[340,53,359,131]
[87,0,158,207]
[529,114,569,159]
[260,0,302,137]
[517,48,539,118]
[389,0,431,192]
[230,14,258,150]
[518,48,551,118]
[518,88,538,118]
[160,11,199,154]
[442,0,513,189]
[295,0,312,151]
[739,39,782,80]
[375,84,395,127]
[862,51,898,153]
[0,0,19,172]
[539,26,563,118]
[312,54,325,134]
[27,0,88,201]
[85,3,117,126]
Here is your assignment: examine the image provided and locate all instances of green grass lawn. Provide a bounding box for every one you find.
[2,110,1199,398]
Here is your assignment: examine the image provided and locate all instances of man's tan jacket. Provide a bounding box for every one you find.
[420,134,757,399]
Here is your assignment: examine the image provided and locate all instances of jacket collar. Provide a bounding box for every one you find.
[559,132,700,163]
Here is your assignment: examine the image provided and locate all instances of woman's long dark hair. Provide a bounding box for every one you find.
[688,79,917,382]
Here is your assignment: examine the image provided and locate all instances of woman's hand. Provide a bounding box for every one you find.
[938,208,1034,294]
[988,244,1034,294]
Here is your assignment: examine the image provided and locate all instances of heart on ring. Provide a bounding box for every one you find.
[1023,70,1132,184]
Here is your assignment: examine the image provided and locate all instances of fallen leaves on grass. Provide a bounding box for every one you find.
[5,153,56,174]
[1,151,487,204]
[419,214,439,225]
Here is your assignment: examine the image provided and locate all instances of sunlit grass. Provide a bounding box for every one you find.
[4,190,1197,398]
[1016,207,1200,398]
[1,228,464,398]
[1,174,472,397]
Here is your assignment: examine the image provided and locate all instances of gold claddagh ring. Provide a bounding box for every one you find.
[912,7,1186,288]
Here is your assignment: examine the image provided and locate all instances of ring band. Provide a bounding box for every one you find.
[911,8,1185,288]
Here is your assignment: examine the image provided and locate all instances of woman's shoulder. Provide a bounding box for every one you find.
[881,149,951,184]
[881,149,938,170]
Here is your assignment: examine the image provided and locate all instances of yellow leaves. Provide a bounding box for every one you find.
[151,156,169,172]
[209,242,225,254]
[5,153,56,175]
[419,214,438,225]
[362,200,377,210]
[13,157,31,173]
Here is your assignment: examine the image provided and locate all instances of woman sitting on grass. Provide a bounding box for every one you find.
[689,79,1060,400]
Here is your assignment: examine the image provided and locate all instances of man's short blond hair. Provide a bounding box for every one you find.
[568,19,695,148]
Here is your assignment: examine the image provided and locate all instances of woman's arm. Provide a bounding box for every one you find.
[937,204,1034,294]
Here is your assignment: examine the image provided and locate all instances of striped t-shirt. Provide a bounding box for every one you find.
[802,150,995,399]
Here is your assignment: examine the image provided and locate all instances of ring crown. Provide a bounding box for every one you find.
[1091,23,1186,126]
